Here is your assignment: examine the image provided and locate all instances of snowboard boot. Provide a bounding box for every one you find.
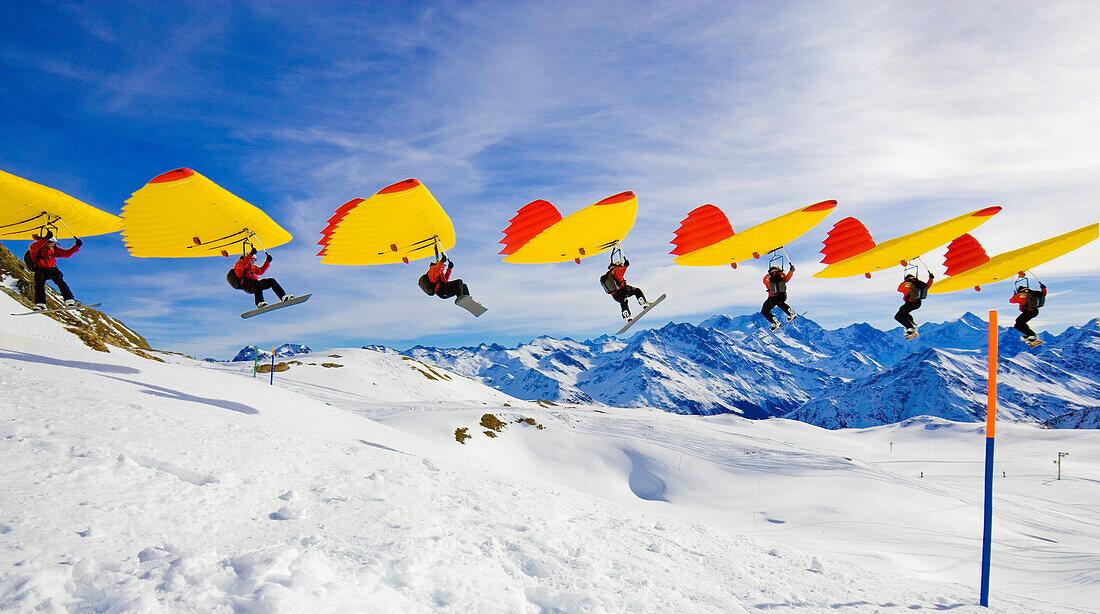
[65,299,77,307]
[34,303,47,311]
[281,294,294,302]
[256,301,268,308]
[621,308,631,319]
[639,298,649,308]
[770,321,781,331]
[905,327,919,340]
[786,313,797,322]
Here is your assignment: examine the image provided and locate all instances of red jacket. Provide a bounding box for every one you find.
[427,260,452,292]
[898,276,933,302]
[234,254,270,281]
[1010,286,1046,311]
[28,237,79,268]
[763,270,794,296]
[609,263,628,291]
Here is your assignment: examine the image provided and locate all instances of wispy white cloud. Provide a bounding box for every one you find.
[5,1,1098,356]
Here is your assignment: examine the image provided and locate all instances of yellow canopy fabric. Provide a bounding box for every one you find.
[672,200,836,266]
[317,179,455,265]
[500,191,637,263]
[814,207,1002,278]
[0,168,121,239]
[930,223,1099,293]
[122,168,292,258]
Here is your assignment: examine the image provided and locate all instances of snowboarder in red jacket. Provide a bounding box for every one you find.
[26,231,82,310]
[762,265,796,330]
[895,272,934,338]
[233,248,290,307]
[421,255,470,299]
[1010,282,1046,344]
[603,259,648,319]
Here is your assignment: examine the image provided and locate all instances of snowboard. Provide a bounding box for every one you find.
[12,302,101,316]
[904,329,919,341]
[241,294,311,319]
[1024,337,1044,348]
[455,295,487,317]
[616,293,666,335]
[758,312,803,339]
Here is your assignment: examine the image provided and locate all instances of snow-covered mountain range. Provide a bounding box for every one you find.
[231,343,312,362]
[404,313,1100,429]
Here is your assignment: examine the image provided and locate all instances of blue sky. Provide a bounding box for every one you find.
[2,1,1098,358]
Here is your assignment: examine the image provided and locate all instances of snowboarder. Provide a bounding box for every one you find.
[1010,282,1047,346]
[421,255,470,299]
[762,264,796,331]
[232,247,291,308]
[601,258,647,319]
[26,230,82,311]
[895,272,934,339]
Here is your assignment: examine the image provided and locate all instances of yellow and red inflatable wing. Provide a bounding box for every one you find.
[672,200,836,267]
[0,168,121,239]
[930,223,1099,293]
[122,168,291,258]
[500,191,637,263]
[813,206,1002,278]
[317,179,455,265]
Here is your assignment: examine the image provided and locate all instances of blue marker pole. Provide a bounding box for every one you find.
[980,310,997,607]
[270,345,275,386]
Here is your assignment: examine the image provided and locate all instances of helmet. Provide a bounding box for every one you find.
[904,274,916,281]
[769,266,782,273]
[1017,285,1028,293]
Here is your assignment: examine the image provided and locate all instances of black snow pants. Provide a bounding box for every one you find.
[241,277,285,305]
[762,292,792,324]
[34,267,73,304]
[435,279,469,299]
[895,299,922,329]
[1014,309,1039,337]
[612,285,646,312]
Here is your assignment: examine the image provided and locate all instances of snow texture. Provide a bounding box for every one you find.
[1,290,1096,612]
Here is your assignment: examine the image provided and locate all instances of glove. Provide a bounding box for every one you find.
[623,258,630,267]
[265,253,273,263]
[789,264,795,272]
[74,238,83,248]
[447,261,454,270]
[929,273,935,280]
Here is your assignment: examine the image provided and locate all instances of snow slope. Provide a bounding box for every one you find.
[2,290,1094,612]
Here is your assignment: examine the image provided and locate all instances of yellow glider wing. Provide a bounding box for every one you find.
[500,191,637,263]
[0,168,121,239]
[122,168,291,258]
[813,206,1002,278]
[318,179,455,265]
[930,223,1099,294]
[671,200,836,266]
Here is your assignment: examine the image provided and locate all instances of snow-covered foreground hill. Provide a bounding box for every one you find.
[2,293,1096,612]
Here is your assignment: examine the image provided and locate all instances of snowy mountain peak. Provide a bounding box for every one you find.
[405,313,1100,429]
[232,343,312,362]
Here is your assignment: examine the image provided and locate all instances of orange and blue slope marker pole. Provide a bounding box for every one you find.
[980,310,997,607]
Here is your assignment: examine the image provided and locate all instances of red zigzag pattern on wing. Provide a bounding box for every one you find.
[499,200,563,256]
[670,205,735,255]
[820,217,876,264]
